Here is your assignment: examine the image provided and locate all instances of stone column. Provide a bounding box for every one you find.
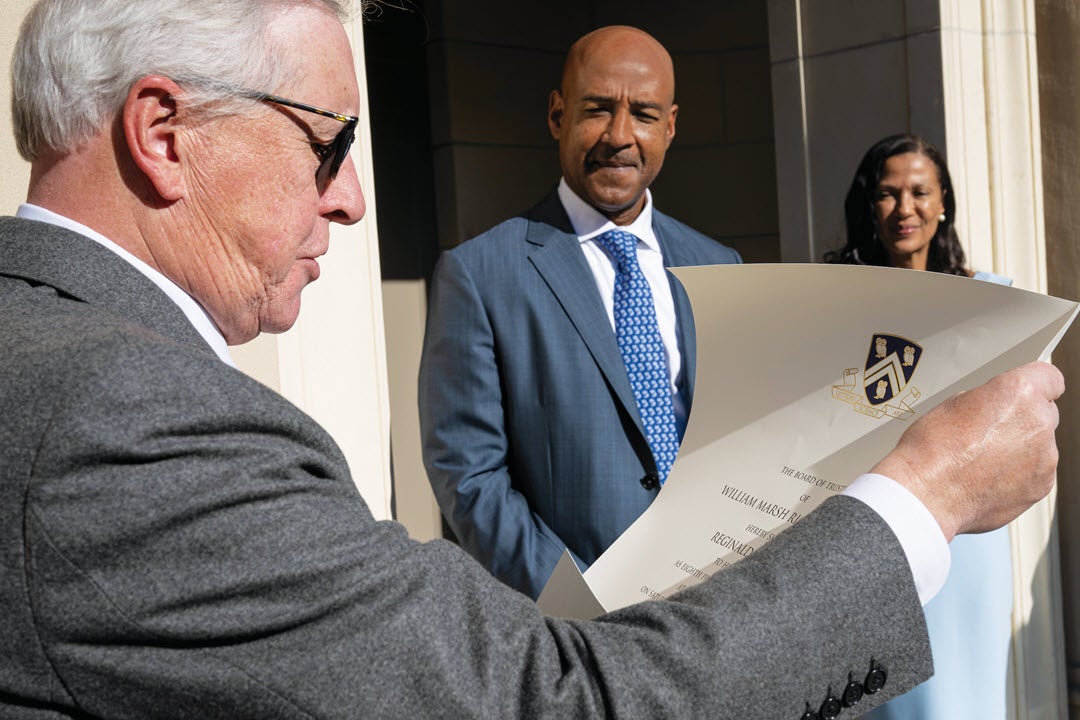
[1034,3,1080,716]
[940,5,1067,719]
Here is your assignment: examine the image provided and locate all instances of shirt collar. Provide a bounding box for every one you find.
[557,178,659,252]
[16,203,234,366]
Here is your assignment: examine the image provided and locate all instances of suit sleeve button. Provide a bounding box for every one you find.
[864,659,888,694]
[800,701,820,720]
[819,686,842,720]
[640,473,659,490]
[841,673,864,708]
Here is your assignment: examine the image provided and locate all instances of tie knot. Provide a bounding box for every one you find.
[596,229,640,271]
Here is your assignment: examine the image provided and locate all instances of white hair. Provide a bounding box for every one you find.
[11,0,353,161]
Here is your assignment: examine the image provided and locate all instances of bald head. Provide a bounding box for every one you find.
[561,26,675,105]
[548,26,678,225]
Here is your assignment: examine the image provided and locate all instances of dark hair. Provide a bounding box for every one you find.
[824,133,968,276]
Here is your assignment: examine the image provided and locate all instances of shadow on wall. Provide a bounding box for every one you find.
[364,0,781,277]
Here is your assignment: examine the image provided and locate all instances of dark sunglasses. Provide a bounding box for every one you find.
[256,92,358,189]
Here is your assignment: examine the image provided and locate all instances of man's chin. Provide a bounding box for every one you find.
[253,295,304,340]
[582,185,644,219]
[262,310,302,337]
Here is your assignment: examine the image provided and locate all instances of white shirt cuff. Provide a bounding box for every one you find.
[842,473,951,605]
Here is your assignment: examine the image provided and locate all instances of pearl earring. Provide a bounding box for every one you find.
[938,213,946,223]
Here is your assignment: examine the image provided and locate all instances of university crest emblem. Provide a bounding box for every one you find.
[832,334,923,420]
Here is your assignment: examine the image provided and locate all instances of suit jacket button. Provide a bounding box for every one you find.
[819,686,842,720]
[864,659,888,694]
[640,473,659,490]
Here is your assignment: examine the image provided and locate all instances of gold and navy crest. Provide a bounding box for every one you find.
[832,334,923,421]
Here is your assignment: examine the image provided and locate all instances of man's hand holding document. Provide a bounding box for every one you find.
[539,264,1077,618]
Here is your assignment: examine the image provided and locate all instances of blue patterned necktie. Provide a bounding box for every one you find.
[594,229,679,484]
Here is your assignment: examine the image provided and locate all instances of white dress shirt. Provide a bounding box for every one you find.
[16,203,234,366]
[554,182,949,604]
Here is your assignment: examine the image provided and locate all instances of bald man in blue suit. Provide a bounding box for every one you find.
[419,26,740,598]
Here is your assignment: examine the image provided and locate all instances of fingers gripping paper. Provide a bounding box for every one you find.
[537,264,1078,619]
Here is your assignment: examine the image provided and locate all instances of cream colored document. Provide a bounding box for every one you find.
[537,264,1078,619]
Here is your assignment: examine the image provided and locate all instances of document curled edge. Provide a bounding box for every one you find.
[538,264,1079,619]
[535,550,604,620]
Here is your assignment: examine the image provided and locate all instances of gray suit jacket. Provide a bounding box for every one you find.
[419,191,742,598]
[0,216,931,719]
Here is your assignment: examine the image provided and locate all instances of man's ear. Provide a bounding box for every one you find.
[122,75,186,201]
[547,89,564,141]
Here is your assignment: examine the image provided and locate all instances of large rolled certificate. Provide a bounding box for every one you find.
[537,264,1078,619]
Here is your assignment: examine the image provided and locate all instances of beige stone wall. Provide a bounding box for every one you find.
[768,0,946,262]
[1035,3,1080,715]
[937,6,1067,719]
[382,279,441,541]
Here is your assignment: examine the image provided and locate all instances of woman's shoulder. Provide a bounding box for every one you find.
[971,270,1013,286]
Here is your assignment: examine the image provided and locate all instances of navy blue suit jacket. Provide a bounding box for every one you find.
[419,191,742,598]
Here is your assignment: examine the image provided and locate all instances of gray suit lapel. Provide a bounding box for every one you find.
[523,194,646,434]
[0,216,215,355]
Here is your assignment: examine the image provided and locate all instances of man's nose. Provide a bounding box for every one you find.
[603,106,634,147]
[323,153,366,225]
